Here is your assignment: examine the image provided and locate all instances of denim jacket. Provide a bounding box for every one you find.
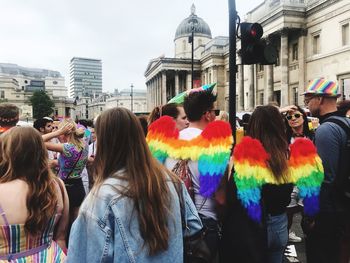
[67,172,203,263]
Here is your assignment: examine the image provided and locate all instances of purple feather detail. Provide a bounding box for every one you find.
[303,195,319,216]
[199,173,221,197]
[247,203,261,222]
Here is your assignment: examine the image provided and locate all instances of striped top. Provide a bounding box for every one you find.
[0,206,66,262]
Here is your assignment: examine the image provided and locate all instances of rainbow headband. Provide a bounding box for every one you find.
[233,136,324,222]
[147,116,233,197]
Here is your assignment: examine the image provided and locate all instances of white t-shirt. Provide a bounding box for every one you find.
[164,127,217,220]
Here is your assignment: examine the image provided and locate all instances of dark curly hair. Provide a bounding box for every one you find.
[184,90,217,122]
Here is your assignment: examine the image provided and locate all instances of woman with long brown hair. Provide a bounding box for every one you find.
[221,105,324,263]
[67,107,203,262]
[0,127,69,261]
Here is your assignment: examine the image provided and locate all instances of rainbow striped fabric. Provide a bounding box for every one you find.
[303,78,339,97]
[0,215,66,262]
[147,116,233,197]
[233,136,324,222]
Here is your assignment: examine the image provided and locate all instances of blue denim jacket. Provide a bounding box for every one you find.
[67,174,203,263]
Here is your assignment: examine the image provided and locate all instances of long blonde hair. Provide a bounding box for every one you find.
[0,127,57,235]
[94,107,179,255]
[59,119,85,150]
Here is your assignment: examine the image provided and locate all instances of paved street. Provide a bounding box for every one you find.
[284,213,306,263]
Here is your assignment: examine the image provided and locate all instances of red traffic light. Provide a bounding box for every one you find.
[241,23,263,41]
[240,22,277,65]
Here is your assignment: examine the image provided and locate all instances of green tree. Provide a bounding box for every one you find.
[29,90,55,119]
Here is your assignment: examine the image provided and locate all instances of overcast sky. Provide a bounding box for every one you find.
[0,0,263,93]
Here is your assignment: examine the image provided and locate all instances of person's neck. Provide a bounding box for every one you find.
[319,103,338,117]
[189,120,208,130]
[292,126,303,135]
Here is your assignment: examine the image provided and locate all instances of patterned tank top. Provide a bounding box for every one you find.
[0,205,66,262]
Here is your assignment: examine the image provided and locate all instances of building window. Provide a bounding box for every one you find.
[275,48,280,66]
[209,73,212,83]
[292,43,298,61]
[0,91,4,99]
[313,34,320,55]
[100,107,103,111]
[53,81,58,85]
[258,64,264,72]
[259,92,264,105]
[342,23,349,46]
[294,87,298,105]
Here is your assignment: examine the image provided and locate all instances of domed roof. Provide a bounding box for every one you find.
[175,4,212,40]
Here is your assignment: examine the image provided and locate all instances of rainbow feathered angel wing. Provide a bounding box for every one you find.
[233,136,324,223]
[147,116,233,197]
[233,136,272,222]
[289,138,324,217]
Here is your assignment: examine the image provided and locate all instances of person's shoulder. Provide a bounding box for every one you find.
[180,127,202,140]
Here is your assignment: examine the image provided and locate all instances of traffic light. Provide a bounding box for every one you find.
[240,22,278,65]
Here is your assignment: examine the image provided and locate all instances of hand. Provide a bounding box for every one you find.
[56,123,74,136]
[279,105,298,114]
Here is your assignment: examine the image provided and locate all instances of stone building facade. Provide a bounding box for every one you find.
[0,63,74,120]
[145,0,350,111]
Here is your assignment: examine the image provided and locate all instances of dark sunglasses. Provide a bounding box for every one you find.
[208,109,220,116]
[286,113,302,120]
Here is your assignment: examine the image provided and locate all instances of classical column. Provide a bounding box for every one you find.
[239,65,244,111]
[187,71,192,91]
[266,65,274,104]
[175,71,179,95]
[298,29,307,105]
[249,65,255,110]
[280,30,289,107]
[162,71,167,104]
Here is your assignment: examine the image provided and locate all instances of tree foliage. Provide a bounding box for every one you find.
[29,90,55,119]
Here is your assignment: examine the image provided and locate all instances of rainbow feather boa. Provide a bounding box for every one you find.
[233,136,324,222]
[147,116,233,197]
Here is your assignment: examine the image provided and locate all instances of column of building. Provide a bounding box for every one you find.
[265,65,274,104]
[239,65,244,111]
[298,29,307,105]
[162,71,167,104]
[248,65,255,110]
[175,71,179,95]
[280,29,289,107]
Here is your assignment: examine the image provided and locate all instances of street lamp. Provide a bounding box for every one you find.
[228,0,237,144]
[130,83,134,112]
[188,4,198,90]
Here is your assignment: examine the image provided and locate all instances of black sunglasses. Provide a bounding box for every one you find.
[208,109,220,116]
[286,113,302,120]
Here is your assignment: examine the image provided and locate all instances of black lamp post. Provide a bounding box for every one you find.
[228,0,237,144]
[189,5,198,90]
[130,84,134,112]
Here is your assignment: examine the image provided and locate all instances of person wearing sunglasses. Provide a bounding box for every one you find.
[284,106,315,255]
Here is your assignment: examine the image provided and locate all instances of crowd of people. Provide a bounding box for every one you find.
[0,77,349,263]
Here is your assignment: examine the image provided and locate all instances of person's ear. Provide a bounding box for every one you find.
[39,127,45,133]
[204,111,211,121]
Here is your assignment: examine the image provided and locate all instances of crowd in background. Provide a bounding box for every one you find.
[0,78,349,263]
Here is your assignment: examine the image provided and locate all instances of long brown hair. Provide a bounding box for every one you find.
[0,127,57,234]
[94,107,178,255]
[247,105,289,180]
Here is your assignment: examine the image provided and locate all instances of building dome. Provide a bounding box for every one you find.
[174,4,212,40]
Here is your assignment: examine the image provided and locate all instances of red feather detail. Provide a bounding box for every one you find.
[201,120,232,139]
[233,136,269,165]
[148,116,179,138]
[290,138,316,158]
[289,138,317,166]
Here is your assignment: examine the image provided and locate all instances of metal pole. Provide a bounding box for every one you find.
[130,84,134,112]
[191,29,194,89]
[228,0,237,145]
